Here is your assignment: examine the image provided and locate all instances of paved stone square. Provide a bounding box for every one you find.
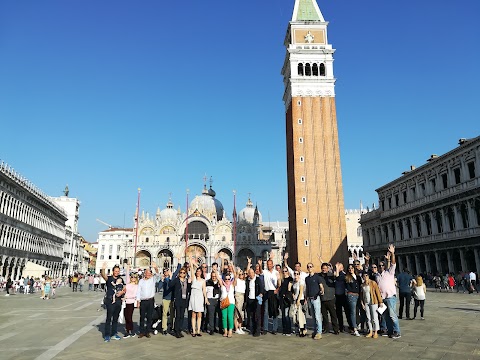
[0,287,479,360]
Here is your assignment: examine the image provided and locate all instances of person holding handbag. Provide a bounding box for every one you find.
[291,271,306,337]
[217,268,236,338]
[279,267,294,336]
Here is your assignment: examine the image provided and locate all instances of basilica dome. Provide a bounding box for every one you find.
[160,199,177,222]
[239,197,262,224]
[190,185,224,221]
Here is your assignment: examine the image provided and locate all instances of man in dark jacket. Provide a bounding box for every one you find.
[246,268,265,337]
[319,263,340,334]
[166,267,191,338]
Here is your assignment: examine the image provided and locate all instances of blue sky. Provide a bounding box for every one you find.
[1,0,479,242]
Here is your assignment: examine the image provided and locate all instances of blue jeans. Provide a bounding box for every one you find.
[263,295,278,332]
[383,296,401,335]
[308,297,322,334]
[346,294,358,329]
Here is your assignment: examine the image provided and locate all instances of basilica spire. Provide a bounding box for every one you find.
[292,0,325,22]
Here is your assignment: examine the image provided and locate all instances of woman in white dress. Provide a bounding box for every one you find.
[188,260,209,337]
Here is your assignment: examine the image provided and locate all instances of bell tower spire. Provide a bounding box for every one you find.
[282,0,348,267]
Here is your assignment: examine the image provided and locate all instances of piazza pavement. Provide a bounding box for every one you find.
[0,287,479,360]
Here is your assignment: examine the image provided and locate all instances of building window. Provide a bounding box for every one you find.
[146,237,149,243]
[297,100,301,106]
[454,168,461,184]
[402,191,407,204]
[299,137,303,143]
[411,187,416,200]
[302,197,306,203]
[387,197,392,210]
[303,218,307,224]
[301,176,305,182]
[447,207,455,230]
[381,200,385,211]
[116,255,120,260]
[312,63,319,76]
[320,63,326,76]
[117,245,121,253]
[305,63,311,76]
[100,255,104,260]
[298,118,303,124]
[430,178,436,193]
[297,63,304,76]
[304,239,309,247]
[420,183,425,196]
[435,210,443,233]
[109,245,113,253]
[101,245,105,253]
[300,156,304,162]
[468,161,476,179]
[442,173,448,189]
[108,255,112,260]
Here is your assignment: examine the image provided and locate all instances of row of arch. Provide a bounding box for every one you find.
[298,63,326,77]
[131,245,272,272]
[1,256,69,280]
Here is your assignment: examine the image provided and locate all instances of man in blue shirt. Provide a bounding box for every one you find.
[396,268,413,319]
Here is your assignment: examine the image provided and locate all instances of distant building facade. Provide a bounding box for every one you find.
[345,209,366,265]
[95,184,289,273]
[361,137,480,275]
[0,161,67,279]
[51,195,81,275]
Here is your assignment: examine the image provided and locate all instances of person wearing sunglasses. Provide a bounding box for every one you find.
[188,259,209,337]
[217,270,236,338]
[305,263,325,340]
[284,252,308,282]
[376,245,401,339]
[167,266,192,338]
[345,264,361,336]
[360,271,383,338]
[291,270,307,336]
[234,267,246,335]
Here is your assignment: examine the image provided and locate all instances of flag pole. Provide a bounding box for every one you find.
[133,188,141,267]
[185,188,189,264]
[233,190,237,263]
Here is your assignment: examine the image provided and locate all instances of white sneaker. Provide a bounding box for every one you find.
[5,294,9,296]
[353,330,360,337]
[236,329,244,335]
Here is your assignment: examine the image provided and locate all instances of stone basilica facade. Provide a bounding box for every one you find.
[97,184,289,273]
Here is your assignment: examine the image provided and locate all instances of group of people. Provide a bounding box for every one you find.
[0,274,64,298]
[432,271,478,293]
[101,244,429,343]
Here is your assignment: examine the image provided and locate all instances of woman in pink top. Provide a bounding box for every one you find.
[124,264,139,338]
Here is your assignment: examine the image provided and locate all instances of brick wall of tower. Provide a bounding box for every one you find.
[286,96,348,268]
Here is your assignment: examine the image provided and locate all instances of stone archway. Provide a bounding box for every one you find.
[465,249,476,272]
[135,250,152,268]
[452,250,462,274]
[158,249,174,271]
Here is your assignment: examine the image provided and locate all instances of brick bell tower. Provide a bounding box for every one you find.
[282,0,348,268]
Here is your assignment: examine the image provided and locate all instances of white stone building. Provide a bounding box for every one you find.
[361,137,480,275]
[95,227,133,275]
[345,209,367,264]
[51,195,81,275]
[0,161,67,279]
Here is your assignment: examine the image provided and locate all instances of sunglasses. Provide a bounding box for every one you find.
[294,272,300,275]
[372,266,377,269]
[379,264,385,267]
[202,265,207,268]
[225,278,231,281]
[283,270,289,273]
[307,265,313,268]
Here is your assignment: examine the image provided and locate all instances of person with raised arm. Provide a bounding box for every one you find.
[283,252,308,282]
[100,262,126,342]
[136,261,159,338]
[376,244,401,339]
[245,267,264,337]
[188,257,209,337]
[333,262,348,332]
[159,251,181,335]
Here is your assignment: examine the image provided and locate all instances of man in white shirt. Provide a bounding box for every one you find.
[469,271,478,293]
[263,259,281,334]
[136,262,159,338]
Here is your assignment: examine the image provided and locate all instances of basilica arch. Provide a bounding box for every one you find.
[237,248,254,271]
[135,250,151,268]
[186,244,207,264]
[157,249,173,270]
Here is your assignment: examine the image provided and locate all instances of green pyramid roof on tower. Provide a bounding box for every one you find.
[295,0,322,21]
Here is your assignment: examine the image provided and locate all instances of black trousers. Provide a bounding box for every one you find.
[105,301,122,337]
[413,299,425,318]
[207,298,220,331]
[335,294,348,330]
[174,304,186,334]
[246,299,261,336]
[139,298,154,334]
[399,292,411,318]
[321,299,339,332]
